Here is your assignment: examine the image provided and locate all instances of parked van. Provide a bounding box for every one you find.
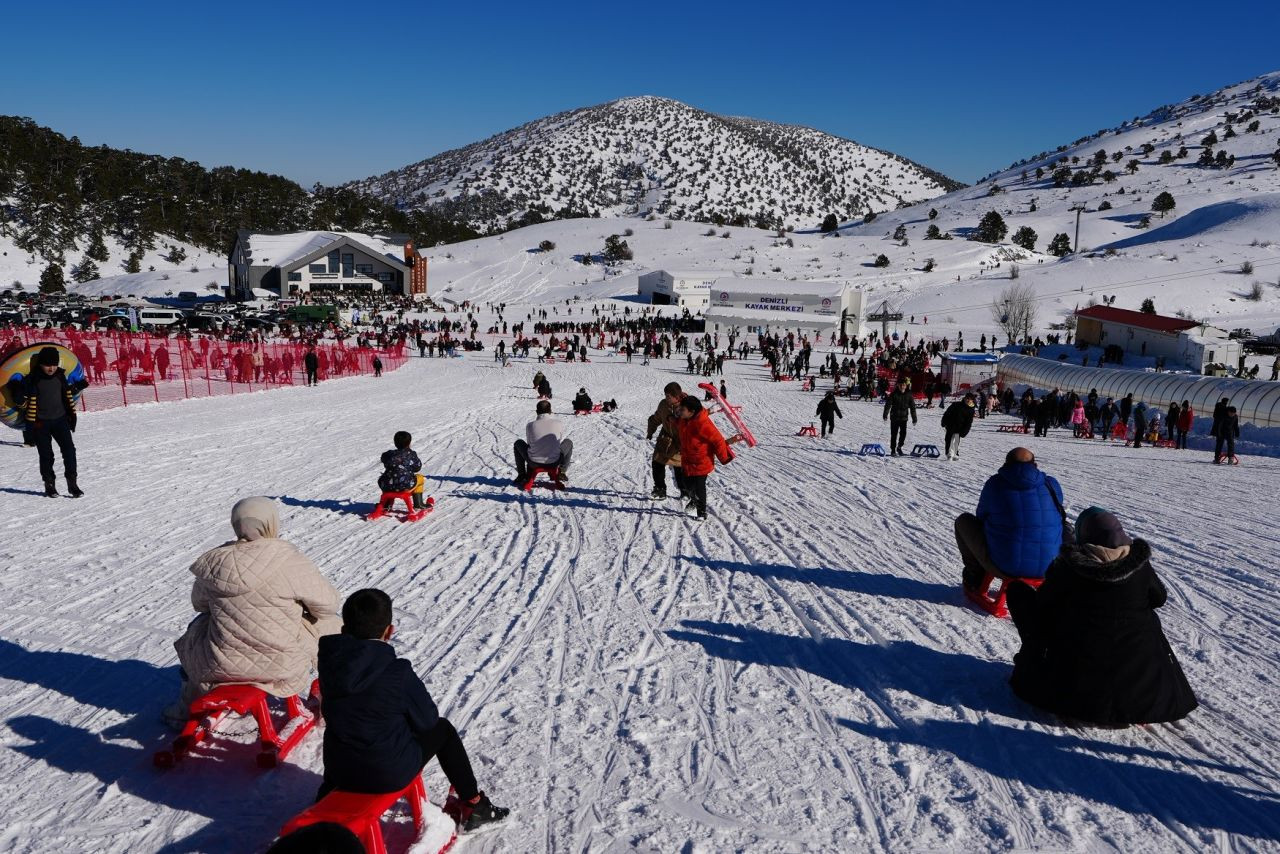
[139,308,185,330]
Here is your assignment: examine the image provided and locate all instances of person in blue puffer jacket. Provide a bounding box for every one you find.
[954,446,1066,589]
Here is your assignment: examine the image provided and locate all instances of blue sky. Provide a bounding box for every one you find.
[4,1,1277,188]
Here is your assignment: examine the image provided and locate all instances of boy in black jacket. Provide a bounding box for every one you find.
[318,589,509,831]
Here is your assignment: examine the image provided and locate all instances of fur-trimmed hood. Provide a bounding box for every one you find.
[1056,538,1152,583]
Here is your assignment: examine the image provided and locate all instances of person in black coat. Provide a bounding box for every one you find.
[318,589,509,830]
[940,392,976,460]
[882,382,917,455]
[1119,392,1134,427]
[1213,405,1240,464]
[816,391,843,437]
[1006,508,1197,726]
[9,346,88,497]
[304,347,319,386]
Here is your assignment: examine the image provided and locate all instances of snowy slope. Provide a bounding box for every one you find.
[1,342,1277,852]
[0,229,226,298]
[347,96,962,233]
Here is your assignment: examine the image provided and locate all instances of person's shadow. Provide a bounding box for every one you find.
[678,555,961,608]
[666,619,1023,719]
[1,640,322,852]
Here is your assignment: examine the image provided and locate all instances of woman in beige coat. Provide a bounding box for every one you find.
[174,496,341,705]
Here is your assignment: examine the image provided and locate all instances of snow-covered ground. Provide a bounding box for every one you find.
[2,346,1278,852]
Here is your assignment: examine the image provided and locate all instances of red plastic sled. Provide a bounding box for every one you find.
[368,491,433,522]
[698,382,757,447]
[280,776,457,854]
[965,572,1044,619]
[523,464,563,491]
[154,681,319,769]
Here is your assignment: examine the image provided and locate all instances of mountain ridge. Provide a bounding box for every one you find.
[345,95,965,234]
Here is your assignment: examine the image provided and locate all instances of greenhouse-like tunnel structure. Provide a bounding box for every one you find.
[996,354,1280,428]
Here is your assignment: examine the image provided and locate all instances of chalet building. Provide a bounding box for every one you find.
[228,231,428,300]
[1073,305,1241,373]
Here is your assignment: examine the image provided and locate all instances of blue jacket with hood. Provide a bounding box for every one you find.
[976,461,1064,578]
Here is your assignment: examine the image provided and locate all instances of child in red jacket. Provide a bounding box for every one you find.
[674,396,736,520]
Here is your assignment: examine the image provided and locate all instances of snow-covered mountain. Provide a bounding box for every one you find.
[346,96,963,233]
[420,72,1280,343]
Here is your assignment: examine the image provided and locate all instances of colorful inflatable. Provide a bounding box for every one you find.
[0,343,87,430]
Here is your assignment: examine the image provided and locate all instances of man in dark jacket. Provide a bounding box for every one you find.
[645,382,684,500]
[318,589,509,830]
[1119,392,1134,428]
[9,346,88,497]
[940,392,976,460]
[1005,508,1197,726]
[816,391,843,437]
[1213,405,1240,464]
[954,447,1065,589]
[304,347,319,386]
[882,382,917,456]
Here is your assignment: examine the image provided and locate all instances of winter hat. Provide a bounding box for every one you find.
[37,346,60,367]
[230,496,279,542]
[1075,507,1132,548]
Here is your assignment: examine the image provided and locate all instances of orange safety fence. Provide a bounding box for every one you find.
[1,326,406,414]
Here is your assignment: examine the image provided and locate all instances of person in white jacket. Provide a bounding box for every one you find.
[513,400,573,485]
[173,496,341,706]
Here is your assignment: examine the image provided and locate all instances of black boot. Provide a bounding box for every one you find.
[66,477,83,498]
[44,480,58,498]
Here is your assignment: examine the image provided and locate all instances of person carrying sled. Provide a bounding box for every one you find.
[572,387,594,414]
[646,381,686,500]
[940,392,976,460]
[1005,508,1197,726]
[954,447,1066,591]
[318,589,509,831]
[173,497,341,708]
[378,431,428,510]
[514,400,572,485]
[8,346,89,497]
[816,391,843,437]
[675,396,736,521]
[882,381,917,456]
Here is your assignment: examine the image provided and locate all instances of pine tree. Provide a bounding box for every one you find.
[820,214,838,232]
[602,235,633,262]
[925,224,942,240]
[1011,226,1037,251]
[1151,191,1176,218]
[973,211,1008,243]
[39,263,66,293]
[1047,233,1072,257]
[72,258,99,283]
[873,254,890,268]
[124,250,142,273]
[928,208,938,220]
[86,229,109,262]
[1140,298,1156,314]
[892,223,907,241]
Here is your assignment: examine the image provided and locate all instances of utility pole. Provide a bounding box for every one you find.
[1070,204,1086,253]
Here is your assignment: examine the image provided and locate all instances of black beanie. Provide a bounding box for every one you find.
[37,346,60,367]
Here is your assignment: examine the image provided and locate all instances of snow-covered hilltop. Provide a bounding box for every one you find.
[346,95,963,233]
[423,72,1280,341]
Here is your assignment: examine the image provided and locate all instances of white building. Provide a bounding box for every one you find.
[1073,305,1241,373]
[228,231,428,301]
[703,278,864,339]
[637,270,731,308]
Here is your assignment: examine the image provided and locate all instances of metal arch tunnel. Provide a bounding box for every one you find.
[996,354,1280,428]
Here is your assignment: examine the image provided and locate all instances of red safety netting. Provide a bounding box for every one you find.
[2,327,406,414]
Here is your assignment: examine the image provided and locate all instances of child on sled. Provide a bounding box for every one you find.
[379,431,428,511]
